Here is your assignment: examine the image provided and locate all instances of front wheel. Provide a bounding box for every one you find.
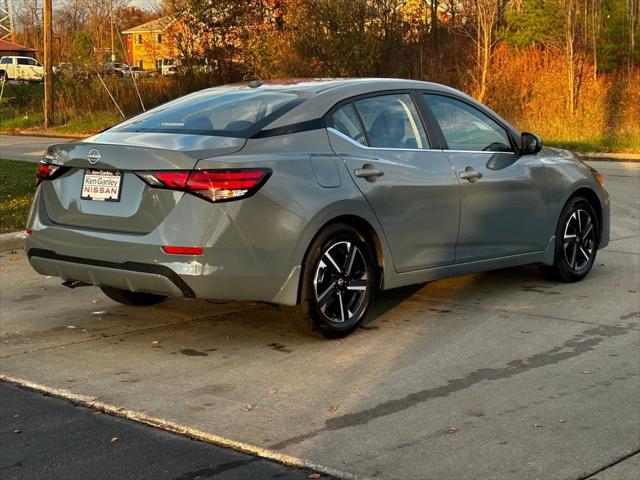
[540,197,599,282]
[295,223,377,338]
[101,286,167,306]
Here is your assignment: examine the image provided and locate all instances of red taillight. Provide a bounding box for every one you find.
[36,159,66,185]
[36,162,52,185]
[136,168,271,203]
[162,246,204,255]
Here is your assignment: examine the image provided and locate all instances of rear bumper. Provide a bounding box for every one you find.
[25,187,304,305]
[28,249,195,298]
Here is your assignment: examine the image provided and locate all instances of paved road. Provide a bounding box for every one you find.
[0,382,327,480]
[0,134,76,162]
[1,161,639,480]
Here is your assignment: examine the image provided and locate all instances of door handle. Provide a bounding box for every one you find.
[355,166,384,181]
[459,167,483,183]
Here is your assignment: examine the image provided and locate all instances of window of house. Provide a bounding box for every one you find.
[138,60,143,69]
[157,34,162,43]
[137,34,143,44]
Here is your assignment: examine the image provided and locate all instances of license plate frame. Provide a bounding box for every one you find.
[81,169,123,202]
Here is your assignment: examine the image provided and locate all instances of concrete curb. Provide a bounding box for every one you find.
[0,231,26,253]
[0,374,367,480]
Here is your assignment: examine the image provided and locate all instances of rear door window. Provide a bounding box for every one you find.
[425,94,513,152]
[114,90,303,137]
[331,104,366,145]
[353,94,429,149]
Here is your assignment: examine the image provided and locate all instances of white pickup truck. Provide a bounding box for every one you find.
[0,56,44,82]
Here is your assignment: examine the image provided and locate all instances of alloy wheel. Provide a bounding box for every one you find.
[313,240,369,323]
[563,208,596,272]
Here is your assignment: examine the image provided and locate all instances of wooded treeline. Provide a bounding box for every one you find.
[12,1,640,150]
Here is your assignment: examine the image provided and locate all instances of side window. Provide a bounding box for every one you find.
[0,57,11,64]
[17,58,30,65]
[354,94,429,149]
[331,104,366,145]
[425,94,513,152]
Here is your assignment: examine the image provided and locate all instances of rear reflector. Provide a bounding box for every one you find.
[136,168,271,203]
[162,246,204,255]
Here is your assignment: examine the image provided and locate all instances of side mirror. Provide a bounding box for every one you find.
[521,132,543,155]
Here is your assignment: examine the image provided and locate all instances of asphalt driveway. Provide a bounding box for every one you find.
[0,161,638,479]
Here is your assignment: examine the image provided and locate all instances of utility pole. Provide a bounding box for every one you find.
[0,0,15,42]
[43,0,53,128]
[110,0,116,62]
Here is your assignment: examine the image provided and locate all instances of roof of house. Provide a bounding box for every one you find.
[121,16,175,34]
[0,39,37,52]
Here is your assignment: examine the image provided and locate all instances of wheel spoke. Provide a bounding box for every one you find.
[346,279,367,291]
[582,221,593,239]
[317,282,335,308]
[323,251,342,274]
[577,211,582,231]
[579,246,591,262]
[337,292,346,322]
[570,243,577,269]
[344,243,357,276]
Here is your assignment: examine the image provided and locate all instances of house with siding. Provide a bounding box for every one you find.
[121,16,180,71]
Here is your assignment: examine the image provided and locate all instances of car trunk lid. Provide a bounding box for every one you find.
[41,132,245,234]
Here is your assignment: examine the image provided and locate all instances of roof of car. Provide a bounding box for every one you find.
[228,78,451,94]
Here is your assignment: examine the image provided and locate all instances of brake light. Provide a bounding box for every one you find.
[36,161,64,185]
[136,168,271,203]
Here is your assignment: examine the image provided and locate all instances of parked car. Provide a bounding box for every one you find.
[159,58,178,76]
[102,62,131,77]
[26,79,609,338]
[0,56,44,82]
[130,66,156,78]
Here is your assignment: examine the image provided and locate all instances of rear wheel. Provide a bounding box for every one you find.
[295,223,377,338]
[540,197,598,282]
[101,286,167,306]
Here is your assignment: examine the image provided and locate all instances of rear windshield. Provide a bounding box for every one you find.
[114,89,302,137]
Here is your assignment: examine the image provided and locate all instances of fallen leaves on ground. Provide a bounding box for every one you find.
[241,404,253,412]
[13,429,22,434]
[533,424,543,428]
[110,437,119,443]
[327,405,338,413]
[91,299,99,304]
[267,388,278,395]
[307,473,321,479]
[447,427,458,434]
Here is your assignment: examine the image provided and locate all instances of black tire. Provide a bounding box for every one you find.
[0,70,7,82]
[540,197,599,282]
[294,223,377,338]
[101,286,167,306]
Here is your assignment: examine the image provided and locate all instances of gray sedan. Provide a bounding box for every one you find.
[26,78,610,338]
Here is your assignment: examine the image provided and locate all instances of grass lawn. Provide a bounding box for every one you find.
[0,159,36,233]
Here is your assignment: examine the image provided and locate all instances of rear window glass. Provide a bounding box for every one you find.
[114,89,302,137]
